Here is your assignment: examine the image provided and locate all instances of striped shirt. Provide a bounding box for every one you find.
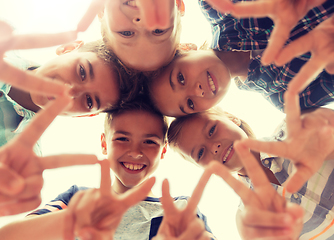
[0,52,41,155]
[199,0,334,112]
[255,120,334,239]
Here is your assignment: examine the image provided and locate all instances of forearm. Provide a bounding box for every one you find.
[0,210,67,240]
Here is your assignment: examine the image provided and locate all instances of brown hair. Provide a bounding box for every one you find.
[104,94,168,143]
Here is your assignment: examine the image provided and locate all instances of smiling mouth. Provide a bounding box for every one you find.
[122,162,145,171]
[207,71,217,94]
[222,145,233,164]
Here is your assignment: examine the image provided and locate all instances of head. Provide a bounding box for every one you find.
[31,39,131,116]
[147,49,232,117]
[101,95,168,194]
[99,0,185,71]
[167,108,255,173]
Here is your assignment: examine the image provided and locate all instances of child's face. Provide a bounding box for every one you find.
[31,52,119,116]
[174,113,247,172]
[100,0,181,71]
[102,110,166,193]
[149,50,231,117]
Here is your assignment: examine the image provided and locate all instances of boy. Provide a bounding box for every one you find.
[98,0,185,71]
[0,95,214,239]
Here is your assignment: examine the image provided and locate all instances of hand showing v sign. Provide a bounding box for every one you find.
[0,0,106,96]
[0,93,98,216]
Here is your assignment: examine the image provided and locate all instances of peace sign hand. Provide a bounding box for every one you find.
[0,0,106,96]
[64,160,156,240]
[0,94,98,216]
[210,143,303,240]
[154,168,216,240]
[241,89,334,193]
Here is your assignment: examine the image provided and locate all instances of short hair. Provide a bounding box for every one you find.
[104,94,168,143]
[167,107,256,162]
[78,39,144,111]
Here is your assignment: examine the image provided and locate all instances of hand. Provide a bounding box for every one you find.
[0,0,106,96]
[275,15,334,93]
[154,168,215,240]
[0,94,98,216]
[209,144,304,240]
[241,89,334,193]
[205,0,327,65]
[64,160,156,240]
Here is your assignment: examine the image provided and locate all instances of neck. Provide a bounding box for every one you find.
[112,179,156,198]
[214,49,251,81]
[8,87,40,112]
[238,151,280,186]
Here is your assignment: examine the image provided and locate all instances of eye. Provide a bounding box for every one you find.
[152,29,167,36]
[177,72,185,85]
[86,95,93,109]
[144,139,157,145]
[115,137,128,142]
[197,148,204,161]
[118,31,134,37]
[209,125,216,137]
[187,99,194,110]
[79,65,86,81]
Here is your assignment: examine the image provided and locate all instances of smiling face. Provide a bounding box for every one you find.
[171,112,248,172]
[100,0,182,71]
[149,50,231,117]
[31,51,120,116]
[101,110,166,194]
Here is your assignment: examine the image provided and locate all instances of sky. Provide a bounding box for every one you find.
[0,1,289,239]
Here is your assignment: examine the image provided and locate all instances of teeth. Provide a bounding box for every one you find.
[223,145,233,163]
[207,72,216,93]
[123,163,144,170]
[125,0,137,7]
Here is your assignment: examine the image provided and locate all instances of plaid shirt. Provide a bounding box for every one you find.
[199,0,334,111]
[240,120,334,239]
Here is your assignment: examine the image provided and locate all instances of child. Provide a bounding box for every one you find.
[98,0,185,71]
[0,95,214,239]
[146,0,334,117]
[167,90,334,239]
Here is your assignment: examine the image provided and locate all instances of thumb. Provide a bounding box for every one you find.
[0,166,25,195]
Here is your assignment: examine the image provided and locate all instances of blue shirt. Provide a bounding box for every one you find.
[199,0,334,111]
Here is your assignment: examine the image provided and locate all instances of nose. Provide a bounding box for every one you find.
[210,142,221,155]
[69,85,85,98]
[132,17,144,27]
[194,83,204,97]
[128,144,143,159]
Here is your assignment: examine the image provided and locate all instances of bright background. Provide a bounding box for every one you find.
[0,1,289,239]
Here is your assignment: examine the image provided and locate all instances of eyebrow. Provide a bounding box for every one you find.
[179,106,187,115]
[169,69,175,90]
[88,60,94,80]
[95,96,101,110]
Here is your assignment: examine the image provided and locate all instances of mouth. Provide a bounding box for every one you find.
[207,71,217,95]
[47,96,55,101]
[122,162,146,172]
[222,144,234,164]
[124,0,137,7]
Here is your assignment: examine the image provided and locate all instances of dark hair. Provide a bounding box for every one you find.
[104,94,168,143]
[78,39,144,111]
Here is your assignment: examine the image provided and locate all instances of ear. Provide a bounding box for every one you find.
[101,133,108,155]
[98,9,104,20]
[56,40,84,55]
[176,0,185,16]
[160,143,168,159]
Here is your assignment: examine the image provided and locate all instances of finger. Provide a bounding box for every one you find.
[0,165,25,196]
[179,218,205,240]
[16,94,71,148]
[283,90,302,136]
[262,21,292,65]
[241,138,289,158]
[40,154,98,170]
[187,167,213,213]
[287,56,326,93]
[275,32,313,66]
[99,160,111,196]
[78,227,111,240]
[160,179,177,216]
[77,0,106,32]
[0,196,41,216]
[210,162,252,202]
[284,165,314,193]
[204,0,235,13]
[10,32,77,50]
[74,189,99,229]
[63,210,76,240]
[9,174,43,199]
[137,0,157,30]
[0,62,67,96]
